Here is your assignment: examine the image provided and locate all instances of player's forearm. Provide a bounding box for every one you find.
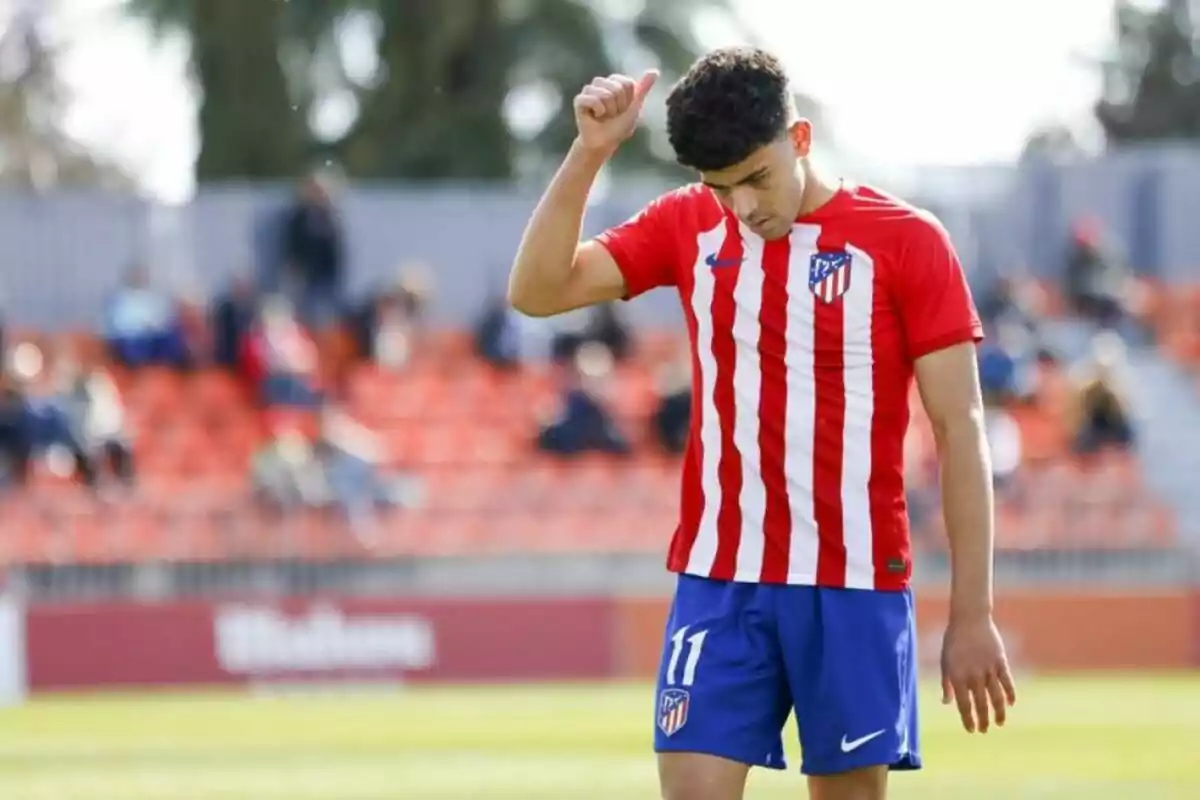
[935,413,996,623]
[507,140,609,315]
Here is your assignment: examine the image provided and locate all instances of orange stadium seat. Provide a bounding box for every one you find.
[0,497,49,564]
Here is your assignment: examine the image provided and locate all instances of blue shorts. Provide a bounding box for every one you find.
[653,574,922,776]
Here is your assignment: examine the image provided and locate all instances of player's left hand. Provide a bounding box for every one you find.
[940,615,1016,734]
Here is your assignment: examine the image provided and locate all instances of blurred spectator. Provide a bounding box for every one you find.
[282,172,345,329]
[551,302,632,364]
[977,339,1020,405]
[251,427,326,513]
[475,284,560,369]
[250,408,421,542]
[211,274,259,369]
[474,291,521,370]
[0,343,53,488]
[103,264,190,369]
[315,404,423,539]
[52,356,135,490]
[978,303,1056,406]
[537,342,630,457]
[240,296,323,409]
[651,351,691,455]
[583,302,632,362]
[978,275,1040,340]
[1064,217,1130,329]
[1027,347,1067,408]
[0,343,125,491]
[175,284,211,366]
[1068,332,1136,456]
[0,363,33,489]
[351,265,429,371]
[983,401,1023,501]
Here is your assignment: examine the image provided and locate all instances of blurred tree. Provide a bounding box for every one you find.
[126,0,750,182]
[128,0,323,179]
[336,0,515,180]
[337,0,739,180]
[0,3,132,191]
[1095,0,1200,145]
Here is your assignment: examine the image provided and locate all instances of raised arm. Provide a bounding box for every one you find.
[507,146,628,317]
[508,71,658,318]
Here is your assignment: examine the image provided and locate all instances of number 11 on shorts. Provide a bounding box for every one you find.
[665,626,708,687]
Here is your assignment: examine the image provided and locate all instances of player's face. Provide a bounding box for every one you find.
[700,121,810,241]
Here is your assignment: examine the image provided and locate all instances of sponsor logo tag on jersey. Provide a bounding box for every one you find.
[657,688,690,736]
[809,250,853,303]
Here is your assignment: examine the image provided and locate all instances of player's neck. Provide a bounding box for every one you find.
[796,169,841,218]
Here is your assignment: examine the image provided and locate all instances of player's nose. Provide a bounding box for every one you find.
[730,188,758,222]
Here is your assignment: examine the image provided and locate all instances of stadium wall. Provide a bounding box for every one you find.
[3,147,1200,331]
[14,588,1199,693]
[615,591,1197,675]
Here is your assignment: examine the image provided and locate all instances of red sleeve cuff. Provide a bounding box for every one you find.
[909,325,984,360]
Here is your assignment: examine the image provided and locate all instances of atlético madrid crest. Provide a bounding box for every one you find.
[658,688,690,737]
[809,250,853,304]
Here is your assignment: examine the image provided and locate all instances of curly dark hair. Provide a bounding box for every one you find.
[666,46,792,172]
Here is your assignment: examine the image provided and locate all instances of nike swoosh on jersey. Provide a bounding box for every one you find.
[704,253,742,269]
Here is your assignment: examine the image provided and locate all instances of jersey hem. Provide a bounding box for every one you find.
[666,561,911,591]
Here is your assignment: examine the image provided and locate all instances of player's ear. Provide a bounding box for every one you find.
[788,120,813,158]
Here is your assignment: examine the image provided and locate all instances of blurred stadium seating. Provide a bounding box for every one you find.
[0,277,1187,567]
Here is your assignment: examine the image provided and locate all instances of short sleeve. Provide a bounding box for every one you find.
[892,214,984,360]
[594,192,680,301]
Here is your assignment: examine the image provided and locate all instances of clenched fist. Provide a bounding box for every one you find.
[573,70,659,156]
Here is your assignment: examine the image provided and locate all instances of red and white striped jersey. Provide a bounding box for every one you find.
[597,182,983,591]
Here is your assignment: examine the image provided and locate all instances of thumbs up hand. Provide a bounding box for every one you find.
[572,70,659,157]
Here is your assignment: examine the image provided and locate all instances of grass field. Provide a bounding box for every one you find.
[0,675,1197,799]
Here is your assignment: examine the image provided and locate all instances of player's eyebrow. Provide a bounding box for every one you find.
[703,167,769,191]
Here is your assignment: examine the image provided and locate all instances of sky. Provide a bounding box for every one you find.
[41,0,1118,203]
[706,0,1116,179]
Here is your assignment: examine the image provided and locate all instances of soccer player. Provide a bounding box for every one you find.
[507,46,1016,800]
